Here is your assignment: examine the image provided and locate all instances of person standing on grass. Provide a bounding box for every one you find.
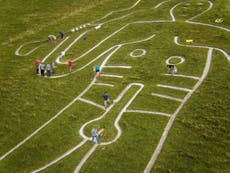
[46,63,51,77]
[103,91,111,109]
[59,32,64,39]
[52,62,56,74]
[35,60,40,74]
[91,127,100,144]
[68,60,73,73]
[40,62,45,76]
[95,65,100,78]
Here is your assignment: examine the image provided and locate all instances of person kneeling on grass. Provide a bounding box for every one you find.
[48,34,56,41]
[167,65,177,75]
[91,127,100,144]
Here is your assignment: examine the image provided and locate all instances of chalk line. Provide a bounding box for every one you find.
[103,66,132,69]
[100,74,124,78]
[170,2,182,22]
[126,110,171,117]
[94,83,114,87]
[73,144,98,173]
[154,0,171,9]
[79,98,105,110]
[157,84,192,92]
[187,1,213,21]
[163,73,200,80]
[151,93,183,102]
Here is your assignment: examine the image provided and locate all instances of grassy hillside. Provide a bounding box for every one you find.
[0,0,229,173]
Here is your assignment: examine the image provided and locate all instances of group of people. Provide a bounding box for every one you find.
[35,59,75,76]
[35,60,56,77]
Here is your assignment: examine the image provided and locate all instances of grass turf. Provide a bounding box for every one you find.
[0,0,229,172]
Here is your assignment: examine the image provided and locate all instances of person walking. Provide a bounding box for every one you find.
[91,127,100,144]
[46,63,51,77]
[40,62,45,76]
[95,65,100,78]
[103,91,111,109]
[68,60,73,73]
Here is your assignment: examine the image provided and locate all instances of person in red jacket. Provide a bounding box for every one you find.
[68,60,73,73]
[35,60,40,74]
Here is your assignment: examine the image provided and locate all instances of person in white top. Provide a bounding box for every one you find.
[91,127,100,144]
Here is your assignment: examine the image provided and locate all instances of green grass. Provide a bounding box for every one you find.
[0,0,229,173]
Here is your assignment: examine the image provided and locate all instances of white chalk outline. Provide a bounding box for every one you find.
[9,0,230,172]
